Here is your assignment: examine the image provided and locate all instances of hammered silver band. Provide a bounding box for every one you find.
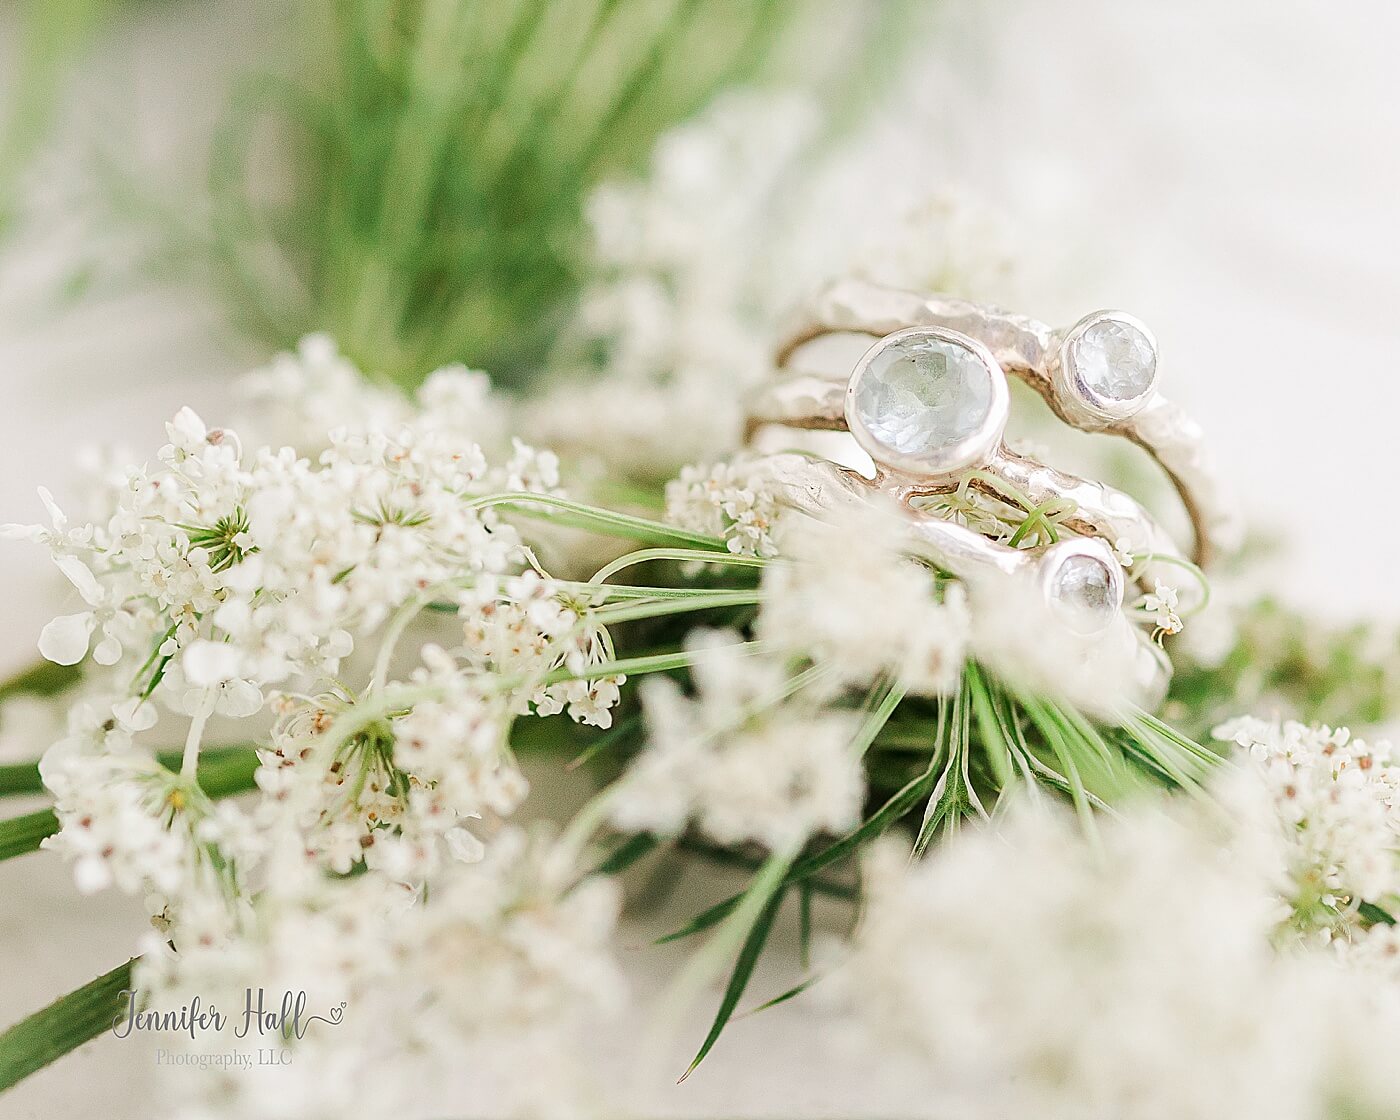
[772,279,1238,567]
[758,451,1172,714]
[745,363,1187,571]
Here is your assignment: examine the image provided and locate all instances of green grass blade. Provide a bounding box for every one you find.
[0,659,80,703]
[966,662,1012,788]
[0,809,58,862]
[679,879,787,1081]
[742,973,823,1018]
[0,958,135,1093]
[591,831,660,877]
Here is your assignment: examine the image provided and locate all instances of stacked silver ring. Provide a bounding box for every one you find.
[742,280,1237,712]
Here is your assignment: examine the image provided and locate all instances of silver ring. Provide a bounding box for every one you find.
[746,329,1187,569]
[756,451,1170,712]
[773,279,1238,567]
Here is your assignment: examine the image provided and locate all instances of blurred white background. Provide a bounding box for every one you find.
[1,1,1397,1116]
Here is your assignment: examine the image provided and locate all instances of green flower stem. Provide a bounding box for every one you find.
[467,492,729,551]
[423,581,745,613]
[0,748,260,863]
[542,642,765,686]
[589,546,766,588]
[591,589,763,625]
[0,958,135,1095]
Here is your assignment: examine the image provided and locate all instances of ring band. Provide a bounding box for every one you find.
[772,279,1238,567]
[757,451,1171,713]
[745,330,1188,571]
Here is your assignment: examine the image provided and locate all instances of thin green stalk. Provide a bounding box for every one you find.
[590,831,660,877]
[675,837,857,902]
[589,546,767,587]
[467,492,728,552]
[566,714,642,772]
[542,642,766,686]
[850,676,908,758]
[0,809,59,862]
[590,589,763,625]
[913,677,969,854]
[966,663,1013,789]
[1018,697,1103,845]
[0,659,80,703]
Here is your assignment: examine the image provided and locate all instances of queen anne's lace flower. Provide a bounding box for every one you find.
[1215,716,1400,939]
[757,498,969,696]
[610,630,863,851]
[456,571,623,727]
[829,803,1370,1120]
[664,458,785,557]
[136,827,624,1120]
[5,349,619,907]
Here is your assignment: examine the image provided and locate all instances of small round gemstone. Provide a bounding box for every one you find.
[1068,318,1156,404]
[1049,553,1118,634]
[851,334,995,462]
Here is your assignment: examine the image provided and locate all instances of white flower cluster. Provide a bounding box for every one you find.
[457,570,622,727]
[4,346,621,903]
[757,499,969,697]
[830,801,1400,1120]
[664,457,785,557]
[610,631,863,852]
[137,825,624,1120]
[1216,716,1400,940]
[0,341,644,1117]
[238,333,513,459]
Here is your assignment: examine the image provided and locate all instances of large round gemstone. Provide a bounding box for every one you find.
[850,334,995,460]
[1068,318,1156,404]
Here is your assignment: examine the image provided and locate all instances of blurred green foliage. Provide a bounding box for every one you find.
[203,0,915,389]
[1166,598,1400,742]
[0,0,111,235]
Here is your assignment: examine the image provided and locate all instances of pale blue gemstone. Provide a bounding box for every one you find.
[852,335,994,459]
[1071,320,1156,402]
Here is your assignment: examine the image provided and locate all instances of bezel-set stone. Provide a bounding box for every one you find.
[1040,539,1124,636]
[844,326,1009,478]
[1057,310,1159,422]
